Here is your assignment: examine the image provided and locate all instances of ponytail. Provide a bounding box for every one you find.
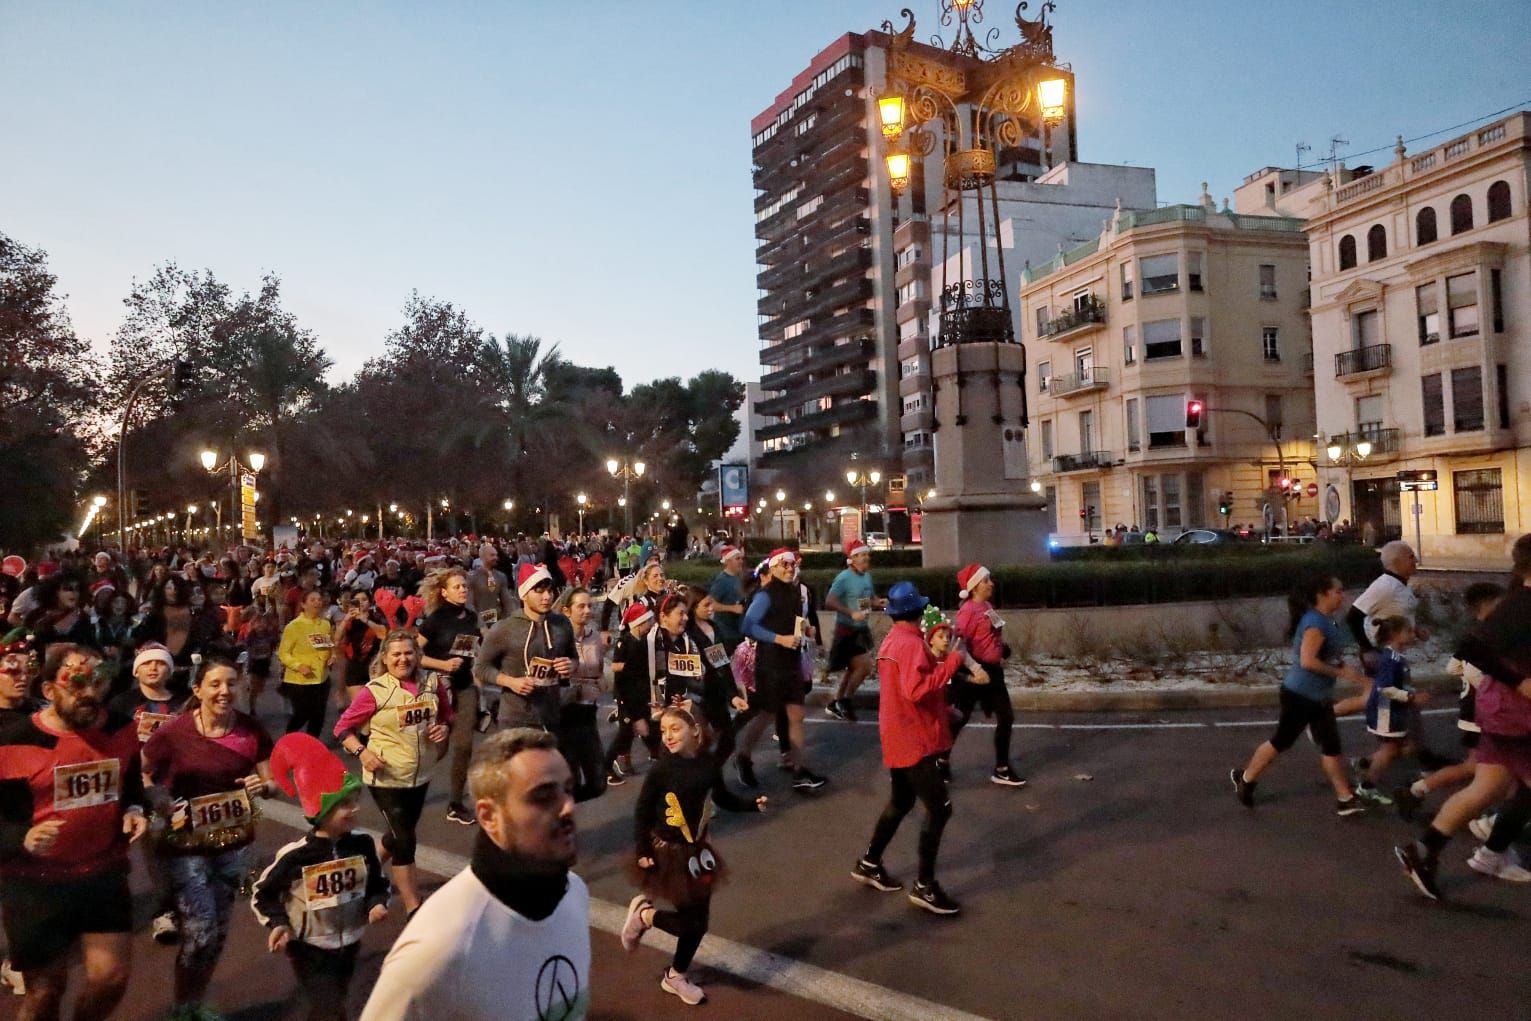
[1287,574,1339,639]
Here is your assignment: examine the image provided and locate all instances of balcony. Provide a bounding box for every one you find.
[754,368,877,416]
[1326,428,1403,461]
[755,398,877,442]
[1048,367,1110,398]
[1052,450,1113,473]
[1042,296,1107,341]
[1334,344,1392,379]
[759,336,874,389]
[1302,351,1314,374]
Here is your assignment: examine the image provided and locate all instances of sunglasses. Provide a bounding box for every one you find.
[52,662,112,692]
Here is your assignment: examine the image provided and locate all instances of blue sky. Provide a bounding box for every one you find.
[3,1,1526,387]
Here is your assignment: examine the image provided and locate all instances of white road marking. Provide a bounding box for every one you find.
[260,799,995,1021]
[808,707,1459,732]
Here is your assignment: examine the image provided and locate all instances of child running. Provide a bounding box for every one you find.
[254,734,390,1021]
[620,705,766,1006]
[1354,617,1426,805]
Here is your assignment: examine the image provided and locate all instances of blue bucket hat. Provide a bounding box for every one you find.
[884,581,930,619]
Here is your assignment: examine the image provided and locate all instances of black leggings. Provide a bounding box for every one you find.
[865,754,952,884]
[283,682,329,738]
[286,941,359,1021]
[1268,687,1342,756]
[949,663,1014,768]
[605,713,661,771]
[558,707,606,802]
[651,898,711,973]
[369,784,429,866]
[1486,785,1531,853]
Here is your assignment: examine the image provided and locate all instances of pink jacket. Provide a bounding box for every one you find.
[955,599,1004,666]
[876,621,963,769]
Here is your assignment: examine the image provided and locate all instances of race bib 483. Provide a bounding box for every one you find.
[303,855,366,909]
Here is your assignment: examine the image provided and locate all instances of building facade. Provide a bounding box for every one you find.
[1020,195,1316,541]
[1298,112,1530,564]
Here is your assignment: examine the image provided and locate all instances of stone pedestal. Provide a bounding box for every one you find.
[920,340,1049,568]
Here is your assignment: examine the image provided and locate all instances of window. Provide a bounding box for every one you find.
[1038,360,1052,393]
[1265,394,1284,430]
[903,431,932,449]
[899,317,925,341]
[1035,305,1051,337]
[1186,472,1204,527]
[1040,419,1054,460]
[1074,347,1095,379]
[1262,327,1281,362]
[1338,235,1357,270]
[895,245,922,269]
[1189,317,1206,358]
[1447,272,1478,338]
[1163,474,1182,528]
[1072,291,1095,315]
[900,356,922,378]
[1454,468,1504,534]
[1120,262,1134,302]
[1145,394,1187,448]
[1187,252,1203,292]
[1354,309,1380,348]
[1498,364,1510,429]
[1143,318,1182,360]
[1356,395,1383,436]
[1452,366,1484,432]
[1126,398,1140,451]
[1366,224,1388,262]
[1078,410,1094,453]
[1421,373,1444,437]
[1416,284,1439,345]
[1258,264,1277,300]
[1081,482,1102,532]
[1491,269,1504,332]
[783,319,809,340]
[1487,180,1511,223]
[896,280,924,306]
[1140,254,1179,295]
[1142,474,1159,529]
[1450,194,1474,235]
[1416,207,1437,245]
[1123,324,1136,365]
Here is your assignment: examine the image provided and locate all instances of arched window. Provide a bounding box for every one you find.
[1366,224,1387,262]
[1450,194,1474,235]
[1416,207,1437,245]
[1487,180,1511,222]
[1338,234,1357,270]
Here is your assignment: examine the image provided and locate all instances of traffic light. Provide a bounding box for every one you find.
[1218,492,1232,516]
[1278,476,1293,495]
[1185,399,1204,429]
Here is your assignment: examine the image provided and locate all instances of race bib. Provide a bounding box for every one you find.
[668,653,703,678]
[703,644,729,670]
[397,701,433,729]
[529,656,558,686]
[856,597,872,611]
[303,855,366,910]
[307,632,334,651]
[478,609,499,627]
[794,616,809,638]
[984,609,1005,630]
[449,633,479,658]
[187,788,253,830]
[137,711,177,743]
[54,759,121,811]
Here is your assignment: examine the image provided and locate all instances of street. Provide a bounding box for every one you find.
[89,703,1529,1021]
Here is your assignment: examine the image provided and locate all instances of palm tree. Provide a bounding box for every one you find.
[479,334,573,509]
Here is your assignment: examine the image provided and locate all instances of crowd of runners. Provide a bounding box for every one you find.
[0,525,1528,1019]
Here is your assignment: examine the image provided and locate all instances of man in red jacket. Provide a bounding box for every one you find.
[851,582,974,915]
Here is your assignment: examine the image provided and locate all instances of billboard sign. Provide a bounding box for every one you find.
[718,464,749,513]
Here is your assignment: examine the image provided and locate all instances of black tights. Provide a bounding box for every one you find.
[287,941,359,1021]
[558,711,606,802]
[283,682,329,738]
[605,716,660,770]
[865,754,951,884]
[1486,785,1531,854]
[651,898,711,972]
[950,665,1014,768]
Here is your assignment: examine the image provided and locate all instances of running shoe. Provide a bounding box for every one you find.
[1355,784,1393,807]
[660,968,706,1005]
[606,706,619,724]
[1395,843,1441,900]
[606,770,627,788]
[1469,813,1496,842]
[1,958,23,995]
[936,756,952,782]
[1392,786,1422,822]
[621,895,651,952]
[151,911,180,945]
[445,803,476,826]
[839,700,859,723]
[475,708,494,734]
[792,769,828,793]
[1467,847,1531,883]
[1230,767,1255,808]
[824,699,850,721]
[1335,797,1366,817]
[990,765,1027,788]
[908,880,961,915]
[851,858,903,892]
[736,757,759,789]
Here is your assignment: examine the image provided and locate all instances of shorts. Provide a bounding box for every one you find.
[0,868,133,971]
[827,627,873,672]
[750,665,807,714]
[1460,728,1481,750]
[1269,686,1342,757]
[948,663,1006,717]
[1475,733,1531,786]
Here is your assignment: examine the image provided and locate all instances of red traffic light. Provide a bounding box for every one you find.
[1185,399,1204,429]
[1278,476,1292,491]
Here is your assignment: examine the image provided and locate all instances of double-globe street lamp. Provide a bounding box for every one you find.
[608,457,646,536]
[200,448,264,548]
[845,464,881,531]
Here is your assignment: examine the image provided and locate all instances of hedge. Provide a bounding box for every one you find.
[733,541,922,571]
[664,546,1381,610]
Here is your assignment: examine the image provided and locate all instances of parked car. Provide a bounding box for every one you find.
[864,531,894,550]
[1171,528,1250,545]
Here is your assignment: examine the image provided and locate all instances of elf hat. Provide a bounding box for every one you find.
[0,628,35,658]
[270,733,362,825]
[622,602,654,630]
[956,564,990,599]
[133,642,174,673]
[920,605,952,641]
[844,539,869,562]
[719,545,744,564]
[516,562,553,599]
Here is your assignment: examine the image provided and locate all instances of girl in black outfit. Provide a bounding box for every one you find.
[684,587,749,765]
[621,705,766,1006]
[605,603,663,784]
[414,567,482,823]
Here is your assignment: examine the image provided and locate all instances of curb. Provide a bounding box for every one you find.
[804,672,1458,715]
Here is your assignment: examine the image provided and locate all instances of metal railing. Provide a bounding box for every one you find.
[1335,344,1391,377]
[1042,295,1107,338]
[1049,367,1110,397]
[1052,450,1113,473]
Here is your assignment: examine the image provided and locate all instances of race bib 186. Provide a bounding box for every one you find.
[187,788,252,830]
[703,644,729,670]
[53,759,121,811]
[397,700,433,729]
[303,855,366,909]
[478,609,499,627]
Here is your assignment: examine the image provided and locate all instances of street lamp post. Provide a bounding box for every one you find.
[607,457,646,536]
[1325,434,1373,531]
[200,448,264,550]
[845,461,882,536]
[774,489,788,540]
[576,493,587,536]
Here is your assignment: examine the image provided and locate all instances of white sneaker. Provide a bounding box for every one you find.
[661,968,706,1005]
[1467,846,1531,883]
[1468,813,1496,842]
[151,911,180,945]
[1,958,23,995]
[620,895,651,952]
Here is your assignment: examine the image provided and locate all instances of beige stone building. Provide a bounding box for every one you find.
[1020,195,1315,541]
[1294,112,1530,565]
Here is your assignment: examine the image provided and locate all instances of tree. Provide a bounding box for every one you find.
[478,333,573,510]
[0,232,100,552]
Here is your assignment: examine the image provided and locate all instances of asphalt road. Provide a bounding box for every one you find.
[25,701,1530,1021]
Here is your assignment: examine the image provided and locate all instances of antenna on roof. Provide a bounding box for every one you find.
[1294,141,1311,171]
[1325,135,1350,174]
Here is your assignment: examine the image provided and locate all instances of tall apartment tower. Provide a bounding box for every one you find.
[750,30,1076,525]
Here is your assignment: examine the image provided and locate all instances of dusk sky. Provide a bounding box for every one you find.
[3,1,1526,388]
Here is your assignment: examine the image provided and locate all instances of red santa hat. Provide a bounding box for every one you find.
[956,563,990,600]
[1,555,26,578]
[270,733,362,824]
[844,539,868,562]
[516,562,553,599]
[622,602,654,630]
[89,579,117,597]
[719,545,744,564]
[766,547,798,568]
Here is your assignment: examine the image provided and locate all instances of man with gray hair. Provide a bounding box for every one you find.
[361,728,589,1021]
[1348,541,1428,652]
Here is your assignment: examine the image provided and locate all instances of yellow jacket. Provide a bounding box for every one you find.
[278,615,334,685]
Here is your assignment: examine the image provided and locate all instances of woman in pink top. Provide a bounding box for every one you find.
[949,564,1024,787]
